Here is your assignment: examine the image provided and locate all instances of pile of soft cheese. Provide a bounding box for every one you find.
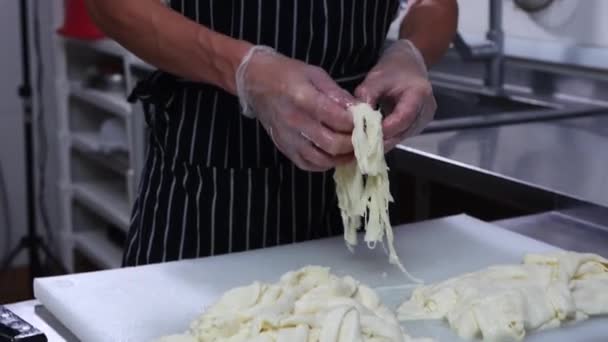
[397,251,608,341]
[157,266,431,342]
[335,103,418,281]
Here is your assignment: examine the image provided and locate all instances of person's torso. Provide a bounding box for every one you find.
[171,0,400,78]
[137,0,400,169]
[125,1,401,265]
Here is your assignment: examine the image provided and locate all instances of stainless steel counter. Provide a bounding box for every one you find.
[397,113,608,208]
[494,211,608,258]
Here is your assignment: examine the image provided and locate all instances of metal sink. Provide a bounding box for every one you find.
[434,87,549,120]
[424,86,601,133]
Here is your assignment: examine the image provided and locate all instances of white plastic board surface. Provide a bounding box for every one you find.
[34,215,608,342]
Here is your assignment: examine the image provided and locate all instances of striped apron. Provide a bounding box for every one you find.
[123,0,400,266]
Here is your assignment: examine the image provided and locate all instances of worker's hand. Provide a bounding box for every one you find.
[236,46,355,172]
[355,39,437,152]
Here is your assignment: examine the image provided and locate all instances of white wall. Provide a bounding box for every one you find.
[0,0,27,265]
[458,0,608,48]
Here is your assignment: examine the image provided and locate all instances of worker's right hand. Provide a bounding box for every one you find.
[236,46,356,172]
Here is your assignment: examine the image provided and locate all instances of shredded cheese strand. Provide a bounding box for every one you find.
[334,103,422,284]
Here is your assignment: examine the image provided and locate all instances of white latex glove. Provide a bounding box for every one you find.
[355,39,437,151]
[236,46,356,172]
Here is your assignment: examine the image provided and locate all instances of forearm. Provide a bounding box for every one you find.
[84,0,252,94]
[399,0,458,67]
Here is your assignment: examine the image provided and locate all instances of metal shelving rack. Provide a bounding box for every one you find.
[54,34,152,271]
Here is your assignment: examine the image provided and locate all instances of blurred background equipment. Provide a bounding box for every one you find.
[0,0,64,288]
[514,0,554,12]
[57,0,104,40]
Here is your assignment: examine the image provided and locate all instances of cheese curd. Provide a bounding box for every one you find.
[335,103,419,282]
[157,266,431,342]
[397,251,608,341]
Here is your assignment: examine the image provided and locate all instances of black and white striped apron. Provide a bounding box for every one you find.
[123,0,400,266]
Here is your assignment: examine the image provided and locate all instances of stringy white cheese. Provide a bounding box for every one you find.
[397,251,608,341]
[334,103,420,283]
[156,266,432,342]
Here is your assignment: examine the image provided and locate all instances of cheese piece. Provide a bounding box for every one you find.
[158,266,431,342]
[397,251,608,341]
[334,103,420,282]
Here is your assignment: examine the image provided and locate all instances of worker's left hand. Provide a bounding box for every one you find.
[355,39,437,152]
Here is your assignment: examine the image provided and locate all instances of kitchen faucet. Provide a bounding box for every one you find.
[452,0,505,95]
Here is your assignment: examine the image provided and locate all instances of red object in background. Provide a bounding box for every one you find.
[58,0,105,40]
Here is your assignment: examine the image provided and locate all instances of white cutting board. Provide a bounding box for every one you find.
[34,215,608,342]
